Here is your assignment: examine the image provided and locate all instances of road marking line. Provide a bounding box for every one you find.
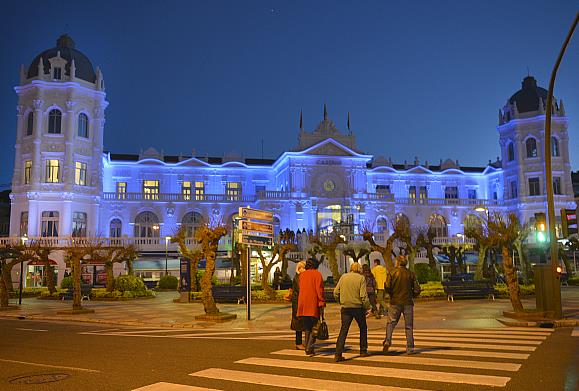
[191,368,433,391]
[362,339,536,351]
[235,357,511,387]
[481,327,553,332]
[271,349,522,371]
[317,346,530,360]
[361,336,542,345]
[0,358,100,373]
[572,328,579,337]
[364,332,547,340]
[367,329,552,336]
[169,330,291,337]
[132,382,222,391]
[89,329,199,335]
[15,328,48,332]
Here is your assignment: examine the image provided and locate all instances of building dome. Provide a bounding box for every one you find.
[508,76,550,114]
[27,34,96,83]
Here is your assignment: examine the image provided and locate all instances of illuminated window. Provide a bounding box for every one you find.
[551,137,560,157]
[528,177,540,196]
[72,212,87,237]
[41,211,59,237]
[526,138,538,158]
[134,211,160,238]
[26,112,34,136]
[116,182,127,199]
[24,160,32,184]
[53,67,62,80]
[78,113,89,138]
[143,180,159,200]
[45,160,60,183]
[195,181,205,200]
[48,109,61,134]
[182,181,191,200]
[75,162,87,186]
[226,182,241,201]
[419,186,428,200]
[408,186,416,200]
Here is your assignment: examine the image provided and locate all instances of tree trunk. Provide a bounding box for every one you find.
[407,245,416,272]
[5,266,14,292]
[475,245,487,280]
[560,249,573,278]
[72,257,82,310]
[127,260,134,276]
[201,248,219,315]
[190,259,199,292]
[515,241,530,283]
[261,262,275,299]
[501,246,524,312]
[425,245,437,273]
[105,262,114,292]
[326,248,340,283]
[0,263,9,307]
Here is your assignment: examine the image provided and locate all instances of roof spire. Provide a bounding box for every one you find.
[323,103,328,120]
[299,109,303,130]
[347,112,351,132]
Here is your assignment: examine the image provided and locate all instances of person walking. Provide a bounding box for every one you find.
[383,255,421,355]
[297,259,326,356]
[362,263,380,319]
[273,267,283,290]
[290,261,306,350]
[333,262,370,362]
[371,259,387,316]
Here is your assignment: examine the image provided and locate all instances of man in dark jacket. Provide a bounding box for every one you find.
[383,255,421,354]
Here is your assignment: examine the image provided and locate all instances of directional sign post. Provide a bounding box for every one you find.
[238,207,273,321]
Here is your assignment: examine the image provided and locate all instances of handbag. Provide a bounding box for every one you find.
[313,313,329,340]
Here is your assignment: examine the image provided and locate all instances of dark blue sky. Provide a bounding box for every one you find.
[1,1,578,185]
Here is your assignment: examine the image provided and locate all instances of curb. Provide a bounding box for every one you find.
[496,317,578,328]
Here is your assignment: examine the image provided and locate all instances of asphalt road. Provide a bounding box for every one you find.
[0,318,577,391]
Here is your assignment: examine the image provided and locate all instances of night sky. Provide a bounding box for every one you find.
[1,1,578,186]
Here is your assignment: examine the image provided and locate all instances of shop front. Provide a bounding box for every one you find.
[26,260,58,288]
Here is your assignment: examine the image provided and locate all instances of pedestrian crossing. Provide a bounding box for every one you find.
[130,326,553,390]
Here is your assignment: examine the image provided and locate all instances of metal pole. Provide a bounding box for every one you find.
[165,240,168,276]
[544,12,578,319]
[18,261,24,305]
[246,245,251,321]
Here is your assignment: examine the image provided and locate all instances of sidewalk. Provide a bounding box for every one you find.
[1,286,578,330]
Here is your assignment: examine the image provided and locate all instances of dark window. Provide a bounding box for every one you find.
[78,113,89,138]
[53,67,61,80]
[551,137,560,157]
[529,177,540,196]
[48,109,62,134]
[445,186,458,199]
[507,142,515,161]
[110,219,122,238]
[526,138,538,158]
[510,181,518,199]
[72,212,87,237]
[553,177,562,195]
[26,112,34,136]
[376,184,390,194]
[467,189,477,199]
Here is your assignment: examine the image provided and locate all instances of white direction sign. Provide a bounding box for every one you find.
[241,220,273,236]
[239,207,273,222]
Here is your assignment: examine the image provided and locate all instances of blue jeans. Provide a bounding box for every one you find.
[385,304,414,349]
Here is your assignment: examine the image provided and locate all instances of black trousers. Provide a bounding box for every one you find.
[335,307,368,355]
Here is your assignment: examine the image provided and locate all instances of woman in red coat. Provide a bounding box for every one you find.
[297,259,326,356]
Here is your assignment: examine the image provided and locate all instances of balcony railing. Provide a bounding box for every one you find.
[395,198,502,207]
[102,192,256,203]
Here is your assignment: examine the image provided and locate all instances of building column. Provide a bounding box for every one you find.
[31,99,44,189]
[64,100,76,189]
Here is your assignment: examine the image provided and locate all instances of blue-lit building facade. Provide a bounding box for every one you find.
[8,36,576,284]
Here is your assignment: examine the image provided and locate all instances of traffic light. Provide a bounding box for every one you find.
[560,208,578,238]
[534,212,547,243]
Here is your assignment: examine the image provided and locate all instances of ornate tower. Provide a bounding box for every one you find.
[497,76,574,225]
[10,35,108,237]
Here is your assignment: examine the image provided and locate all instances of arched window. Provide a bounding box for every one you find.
[72,212,87,237]
[110,219,122,238]
[376,217,388,233]
[525,138,537,158]
[428,214,448,238]
[134,211,160,238]
[48,109,62,134]
[26,112,34,136]
[551,137,560,157]
[41,211,59,237]
[181,212,204,237]
[507,142,515,161]
[78,113,89,138]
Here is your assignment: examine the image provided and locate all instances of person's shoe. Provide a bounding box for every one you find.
[306,350,315,357]
[295,344,305,350]
[359,351,370,358]
[334,355,346,362]
[405,348,416,355]
[382,340,391,353]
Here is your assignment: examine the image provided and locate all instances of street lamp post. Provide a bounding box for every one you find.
[543,13,578,320]
[19,236,28,305]
[165,236,171,276]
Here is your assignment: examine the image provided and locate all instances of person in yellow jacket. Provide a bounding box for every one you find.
[371,259,387,316]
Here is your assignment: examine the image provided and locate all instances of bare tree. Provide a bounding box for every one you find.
[31,242,58,294]
[415,226,438,274]
[172,227,204,292]
[513,223,532,283]
[465,217,492,280]
[256,238,297,299]
[195,224,227,315]
[0,244,30,308]
[65,240,102,311]
[308,232,346,282]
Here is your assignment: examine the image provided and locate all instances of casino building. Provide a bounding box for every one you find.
[7,35,576,285]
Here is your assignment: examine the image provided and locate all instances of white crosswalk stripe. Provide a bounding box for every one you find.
[128,327,552,391]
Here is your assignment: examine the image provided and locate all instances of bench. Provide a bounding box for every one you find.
[212,286,246,304]
[442,280,495,302]
[61,284,92,301]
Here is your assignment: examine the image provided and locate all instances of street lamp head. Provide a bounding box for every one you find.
[165,236,171,244]
[475,206,488,213]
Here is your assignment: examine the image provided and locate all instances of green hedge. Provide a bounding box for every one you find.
[189,289,290,302]
[157,275,178,290]
[91,288,155,299]
[568,276,579,286]
[114,275,146,293]
[418,282,446,298]
[60,276,74,290]
[414,264,440,284]
[493,283,535,297]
